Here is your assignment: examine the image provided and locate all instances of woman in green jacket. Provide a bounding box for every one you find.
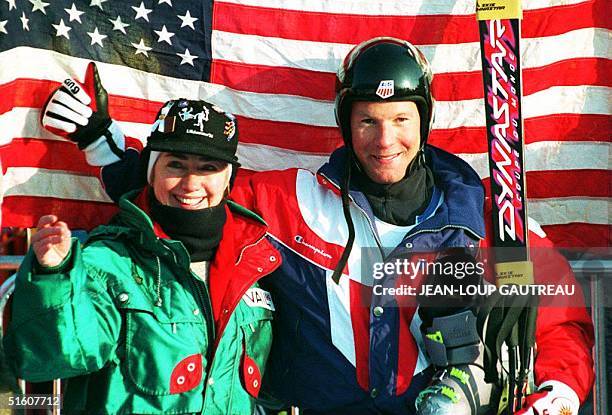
[5,98,280,414]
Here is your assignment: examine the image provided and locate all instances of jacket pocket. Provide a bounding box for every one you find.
[123,307,206,395]
[113,280,208,396]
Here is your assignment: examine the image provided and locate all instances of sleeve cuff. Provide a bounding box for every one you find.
[83,120,125,166]
[33,239,78,276]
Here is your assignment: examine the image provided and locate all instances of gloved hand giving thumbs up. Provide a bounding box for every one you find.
[41,62,125,166]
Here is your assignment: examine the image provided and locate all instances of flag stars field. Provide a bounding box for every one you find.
[0,0,207,69]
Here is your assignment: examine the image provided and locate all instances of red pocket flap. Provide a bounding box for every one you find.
[170,353,203,394]
[241,352,262,398]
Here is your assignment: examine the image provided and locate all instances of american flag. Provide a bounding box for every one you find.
[0,0,609,247]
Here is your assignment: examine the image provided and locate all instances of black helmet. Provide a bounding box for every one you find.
[335,37,434,147]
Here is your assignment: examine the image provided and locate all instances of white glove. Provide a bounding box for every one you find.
[514,380,580,415]
[41,62,125,166]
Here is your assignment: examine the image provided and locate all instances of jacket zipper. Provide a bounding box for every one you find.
[160,243,215,359]
[160,242,216,415]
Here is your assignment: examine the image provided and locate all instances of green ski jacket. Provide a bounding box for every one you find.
[5,189,281,414]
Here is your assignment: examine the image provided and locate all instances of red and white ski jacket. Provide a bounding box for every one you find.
[231,146,594,414]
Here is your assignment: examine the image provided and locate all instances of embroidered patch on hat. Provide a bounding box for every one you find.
[224,121,236,141]
[242,288,275,311]
[179,106,215,137]
[159,116,176,133]
[376,80,395,99]
[151,101,177,133]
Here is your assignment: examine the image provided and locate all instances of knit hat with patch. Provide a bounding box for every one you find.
[147,99,239,165]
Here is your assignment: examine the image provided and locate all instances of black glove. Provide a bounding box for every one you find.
[41,62,125,166]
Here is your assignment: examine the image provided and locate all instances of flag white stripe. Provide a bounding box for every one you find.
[1,108,609,173]
[4,166,607,225]
[528,197,610,226]
[237,142,331,171]
[2,168,113,203]
[215,0,590,15]
[247,140,610,177]
[458,141,611,178]
[212,28,610,75]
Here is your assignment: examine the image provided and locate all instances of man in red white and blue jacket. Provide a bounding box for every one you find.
[40,37,594,415]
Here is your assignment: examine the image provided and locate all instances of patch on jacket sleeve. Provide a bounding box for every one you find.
[169,353,203,394]
[241,352,262,398]
[242,288,275,311]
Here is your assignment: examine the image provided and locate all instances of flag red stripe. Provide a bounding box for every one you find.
[237,116,342,153]
[214,0,609,44]
[521,0,612,36]
[2,197,117,230]
[541,223,611,248]
[0,139,99,174]
[214,2,479,44]
[481,170,612,199]
[0,79,162,123]
[211,60,336,101]
[238,114,610,154]
[432,114,611,154]
[525,170,612,199]
[0,79,57,115]
[522,58,612,95]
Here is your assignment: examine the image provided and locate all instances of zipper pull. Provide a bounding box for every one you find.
[172,323,177,334]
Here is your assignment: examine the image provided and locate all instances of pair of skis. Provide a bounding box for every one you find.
[477,1,536,413]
